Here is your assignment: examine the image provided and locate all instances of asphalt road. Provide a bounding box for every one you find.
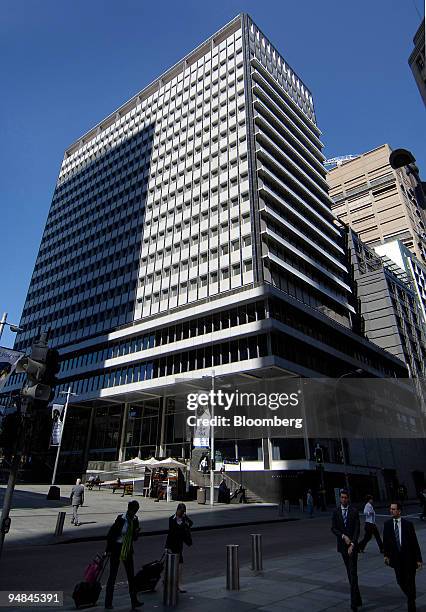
[2,510,425,595]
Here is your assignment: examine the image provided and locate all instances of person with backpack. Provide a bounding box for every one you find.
[105,500,143,610]
[165,503,193,592]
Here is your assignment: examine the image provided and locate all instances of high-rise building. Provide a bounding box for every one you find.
[375,240,426,327]
[347,230,426,383]
[327,144,426,264]
[409,18,426,107]
[2,15,423,500]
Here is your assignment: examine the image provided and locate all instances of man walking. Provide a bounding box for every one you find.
[70,478,85,526]
[383,501,422,612]
[331,489,362,611]
[105,500,143,610]
[358,494,383,553]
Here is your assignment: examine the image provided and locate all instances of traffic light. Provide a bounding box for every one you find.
[314,446,324,464]
[16,333,60,407]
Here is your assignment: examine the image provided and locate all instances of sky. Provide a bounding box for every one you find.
[0,0,424,348]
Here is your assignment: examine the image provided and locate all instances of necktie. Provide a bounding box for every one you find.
[343,508,348,527]
[394,520,400,550]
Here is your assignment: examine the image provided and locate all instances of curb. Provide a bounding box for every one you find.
[55,516,299,545]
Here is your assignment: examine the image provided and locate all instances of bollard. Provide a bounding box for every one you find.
[226,544,240,591]
[55,511,66,536]
[250,534,263,572]
[163,553,179,607]
[299,498,304,513]
[284,499,290,513]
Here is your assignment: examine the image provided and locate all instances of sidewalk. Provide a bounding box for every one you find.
[0,484,300,547]
[6,525,424,612]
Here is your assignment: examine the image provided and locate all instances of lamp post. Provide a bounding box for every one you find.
[0,313,23,343]
[51,387,77,486]
[334,369,363,493]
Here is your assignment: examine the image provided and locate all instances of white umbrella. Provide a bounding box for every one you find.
[119,457,146,466]
[157,457,187,469]
[141,457,162,467]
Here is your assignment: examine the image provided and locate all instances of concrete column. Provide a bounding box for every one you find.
[262,438,270,470]
[82,406,95,470]
[158,397,167,458]
[118,403,130,463]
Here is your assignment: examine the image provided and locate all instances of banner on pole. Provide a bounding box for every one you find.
[0,346,24,392]
[50,404,65,447]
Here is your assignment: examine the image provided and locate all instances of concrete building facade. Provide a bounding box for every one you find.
[328,144,426,264]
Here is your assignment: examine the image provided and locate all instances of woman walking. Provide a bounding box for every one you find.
[165,503,193,592]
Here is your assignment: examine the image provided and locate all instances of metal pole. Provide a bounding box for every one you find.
[54,511,66,536]
[51,387,73,485]
[0,399,23,562]
[210,370,215,506]
[163,552,179,607]
[334,379,350,492]
[0,312,7,342]
[226,544,240,590]
[250,534,263,572]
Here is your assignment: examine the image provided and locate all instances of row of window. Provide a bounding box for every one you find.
[54,334,269,397]
[57,302,266,373]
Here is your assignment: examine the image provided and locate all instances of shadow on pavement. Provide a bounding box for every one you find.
[0,488,69,510]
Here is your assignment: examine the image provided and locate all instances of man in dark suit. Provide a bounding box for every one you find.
[105,500,143,610]
[383,501,422,612]
[331,489,362,611]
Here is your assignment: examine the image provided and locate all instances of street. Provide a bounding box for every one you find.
[2,510,426,610]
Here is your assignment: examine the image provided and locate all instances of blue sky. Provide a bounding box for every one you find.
[0,0,424,348]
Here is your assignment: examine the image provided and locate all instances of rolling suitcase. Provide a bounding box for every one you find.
[134,555,165,593]
[72,553,109,608]
[72,581,102,609]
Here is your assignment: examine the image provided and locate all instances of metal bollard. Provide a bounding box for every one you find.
[299,498,304,512]
[250,534,263,572]
[226,544,240,591]
[163,553,179,607]
[55,511,66,536]
[284,499,290,513]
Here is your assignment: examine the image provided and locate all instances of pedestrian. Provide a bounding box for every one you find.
[165,503,193,593]
[105,499,143,610]
[218,479,230,503]
[383,501,422,612]
[306,489,314,518]
[358,494,383,553]
[199,456,208,474]
[419,488,426,521]
[70,478,85,526]
[331,489,362,611]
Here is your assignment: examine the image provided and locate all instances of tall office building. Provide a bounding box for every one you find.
[328,144,426,264]
[375,240,426,327]
[2,15,423,499]
[347,231,426,382]
[409,18,426,107]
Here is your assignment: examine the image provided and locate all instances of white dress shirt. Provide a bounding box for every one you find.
[393,517,402,545]
[363,502,376,524]
[116,513,129,544]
